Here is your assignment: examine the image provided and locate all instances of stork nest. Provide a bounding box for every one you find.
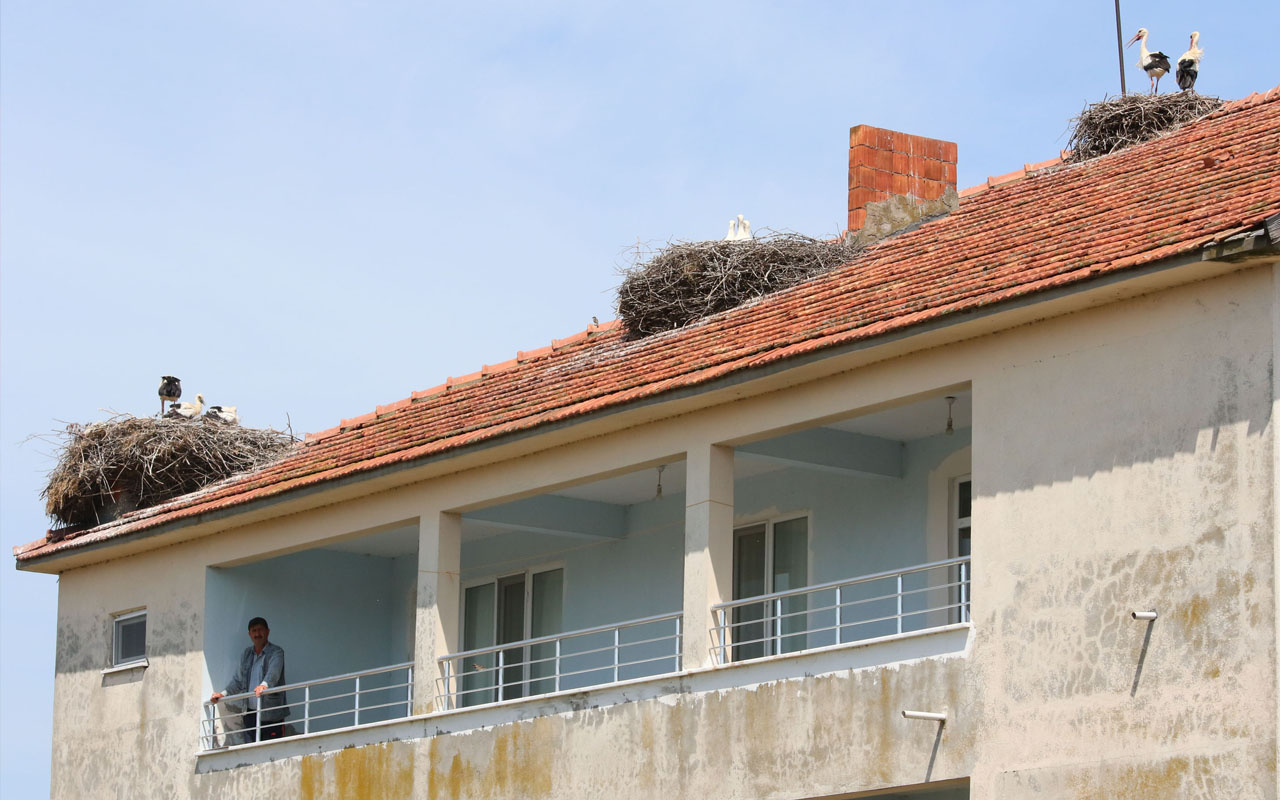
[40,414,296,531]
[1065,92,1224,162]
[616,232,861,338]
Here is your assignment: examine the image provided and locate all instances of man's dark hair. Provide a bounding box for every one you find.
[247,616,269,630]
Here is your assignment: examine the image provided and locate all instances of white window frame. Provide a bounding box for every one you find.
[111,609,148,669]
[951,474,972,559]
[460,561,567,647]
[951,475,972,624]
[732,513,813,599]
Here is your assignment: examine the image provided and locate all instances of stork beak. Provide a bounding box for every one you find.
[1125,32,1140,47]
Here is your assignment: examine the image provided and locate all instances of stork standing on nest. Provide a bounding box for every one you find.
[1177,32,1203,92]
[166,393,204,420]
[158,376,182,416]
[1126,28,1172,94]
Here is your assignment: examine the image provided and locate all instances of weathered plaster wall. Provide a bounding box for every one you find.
[46,265,1276,798]
[967,266,1276,798]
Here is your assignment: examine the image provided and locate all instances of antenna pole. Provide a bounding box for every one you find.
[1114,0,1127,96]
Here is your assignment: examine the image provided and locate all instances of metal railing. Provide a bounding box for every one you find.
[710,556,970,665]
[436,612,682,710]
[200,661,413,750]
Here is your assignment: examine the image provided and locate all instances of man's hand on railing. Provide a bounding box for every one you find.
[209,691,224,704]
[254,683,268,697]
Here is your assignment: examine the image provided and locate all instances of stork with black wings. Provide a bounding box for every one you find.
[1177,32,1203,92]
[1126,28,1173,94]
[158,376,182,416]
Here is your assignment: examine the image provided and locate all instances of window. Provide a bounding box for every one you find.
[461,566,564,705]
[732,516,809,661]
[953,476,972,623]
[112,610,147,667]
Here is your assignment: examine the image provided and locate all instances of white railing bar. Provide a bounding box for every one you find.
[448,651,682,693]
[713,557,970,610]
[443,612,682,661]
[719,601,972,640]
[206,662,413,707]
[719,578,969,622]
[446,635,682,682]
[445,656,684,701]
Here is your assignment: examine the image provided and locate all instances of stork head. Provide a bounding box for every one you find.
[1126,28,1148,47]
[1189,31,1200,46]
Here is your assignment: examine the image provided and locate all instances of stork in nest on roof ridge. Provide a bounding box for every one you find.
[166,393,204,420]
[1177,31,1203,92]
[205,405,239,425]
[1126,28,1173,94]
[158,376,182,416]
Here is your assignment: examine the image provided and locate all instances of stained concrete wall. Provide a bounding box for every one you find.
[43,264,1277,799]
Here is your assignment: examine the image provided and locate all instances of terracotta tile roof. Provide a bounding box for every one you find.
[16,86,1280,564]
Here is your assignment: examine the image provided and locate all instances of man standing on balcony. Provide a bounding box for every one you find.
[208,616,288,743]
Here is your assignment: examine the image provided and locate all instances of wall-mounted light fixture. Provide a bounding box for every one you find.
[1131,610,1158,621]
[902,709,947,722]
[944,396,956,436]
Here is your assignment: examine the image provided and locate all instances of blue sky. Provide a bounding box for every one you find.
[2,1,1276,794]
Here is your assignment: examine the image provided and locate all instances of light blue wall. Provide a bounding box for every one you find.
[457,429,970,683]
[204,548,416,730]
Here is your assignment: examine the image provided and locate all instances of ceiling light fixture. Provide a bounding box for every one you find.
[655,465,666,500]
[944,396,956,436]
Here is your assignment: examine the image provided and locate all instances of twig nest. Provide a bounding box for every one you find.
[616,232,861,339]
[1066,92,1224,162]
[42,414,296,531]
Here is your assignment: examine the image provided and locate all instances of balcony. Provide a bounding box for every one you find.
[435,611,682,709]
[711,556,970,664]
[197,390,973,754]
[201,662,414,750]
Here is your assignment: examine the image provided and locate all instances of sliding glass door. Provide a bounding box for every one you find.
[732,517,808,661]
[461,567,564,705]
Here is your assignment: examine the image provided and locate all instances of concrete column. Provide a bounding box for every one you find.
[682,443,735,670]
[413,509,461,714]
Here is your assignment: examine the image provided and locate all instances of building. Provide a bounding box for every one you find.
[15,85,1280,799]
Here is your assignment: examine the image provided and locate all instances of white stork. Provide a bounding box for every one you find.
[166,393,204,420]
[1177,32,1203,92]
[205,405,240,425]
[723,214,752,242]
[158,376,182,416]
[1126,28,1172,94]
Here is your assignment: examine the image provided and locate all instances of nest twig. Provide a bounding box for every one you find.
[1066,92,1224,162]
[616,231,861,338]
[39,414,296,531]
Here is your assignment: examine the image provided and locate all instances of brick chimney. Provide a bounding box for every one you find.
[846,125,958,246]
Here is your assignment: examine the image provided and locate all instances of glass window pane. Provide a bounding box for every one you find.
[496,576,527,700]
[958,526,971,557]
[116,616,146,663]
[461,584,496,707]
[529,569,563,696]
[463,584,496,650]
[732,525,767,662]
[530,569,563,638]
[773,518,809,654]
[772,518,808,591]
[958,480,972,519]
